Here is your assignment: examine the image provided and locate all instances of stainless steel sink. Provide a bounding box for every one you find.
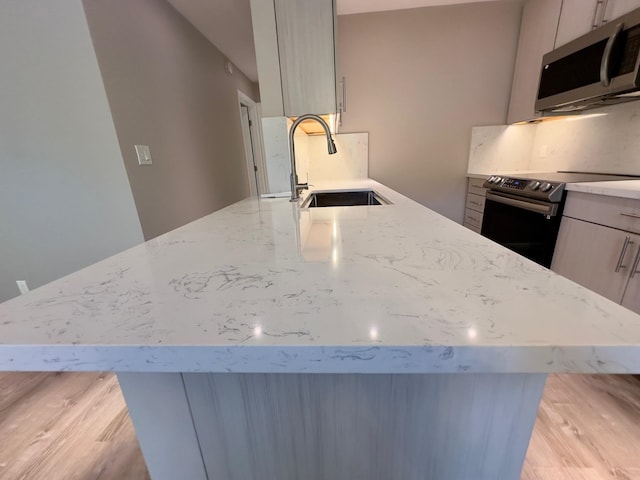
[300,190,392,208]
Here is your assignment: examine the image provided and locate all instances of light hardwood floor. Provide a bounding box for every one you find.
[0,372,148,480]
[0,372,638,479]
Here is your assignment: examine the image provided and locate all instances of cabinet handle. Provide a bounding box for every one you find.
[592,0,607,28]
[615,236,633,272]
[338,76,347,114]
[601,22,624,87]
[630,246,640,278]
[620,212,640,219]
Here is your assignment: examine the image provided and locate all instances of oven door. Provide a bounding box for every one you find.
[481,191,563,268]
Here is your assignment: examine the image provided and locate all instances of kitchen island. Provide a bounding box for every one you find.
[1,180,639,480]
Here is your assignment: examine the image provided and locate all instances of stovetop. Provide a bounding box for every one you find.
[501,171,638,183]
[483,171,640,203]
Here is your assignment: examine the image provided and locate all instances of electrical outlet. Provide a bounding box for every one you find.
[16,280,30,295]
[135,145,152,165]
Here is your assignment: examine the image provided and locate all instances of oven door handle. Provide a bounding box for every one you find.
[486,191,558,216]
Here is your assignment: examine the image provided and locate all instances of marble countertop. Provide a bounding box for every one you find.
[566,180,640,200]
[1,179,640,374]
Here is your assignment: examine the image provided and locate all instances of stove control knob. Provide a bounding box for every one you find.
[494,176,502,184]
[530,181,541,190]
[488,176,496,183]
[540,182,553,192]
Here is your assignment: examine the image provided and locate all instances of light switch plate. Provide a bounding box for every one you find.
[16,280,30,295]
[135,145,152,165]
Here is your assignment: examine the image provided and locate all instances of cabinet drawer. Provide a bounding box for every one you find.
[463,208,483,230]
[465,193,486,213]
[563,192,640,234]
[464,221,482,234]
[467,177,487,197]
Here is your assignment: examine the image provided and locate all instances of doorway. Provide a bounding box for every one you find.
[237,91,267,197]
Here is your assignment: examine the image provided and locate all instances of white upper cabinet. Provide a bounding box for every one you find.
[250,0,338,117]
[602,0,640,24]
[554,0,600,48]
[507,0,562,124]
[554,0,640,49]
[275,0,337,117]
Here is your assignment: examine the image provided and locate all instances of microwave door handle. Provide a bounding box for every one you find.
[601,22,624,87]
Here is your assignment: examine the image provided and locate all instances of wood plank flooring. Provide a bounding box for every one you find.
[0,372,148,480]
[0,372,638,479]
[523,374,640,480]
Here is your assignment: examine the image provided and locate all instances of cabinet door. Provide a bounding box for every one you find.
[250,0,285,116]
[621,245,640,313]
[603,0,640,24]
[507,0,563,124]
[555,0,600,47]
[551,217,634,303]
[275,0,337,116]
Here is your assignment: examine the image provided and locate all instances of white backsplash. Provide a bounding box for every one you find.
[468,101,640,176]
[308,133,368,183]
[261,116,291,194]
[467,125,537,174]
[261,118,369,194]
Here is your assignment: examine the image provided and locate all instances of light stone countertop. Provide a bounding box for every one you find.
[1,179,640,374]
[566,180,640,200]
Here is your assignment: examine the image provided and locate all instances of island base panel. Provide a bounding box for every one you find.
[116,373,208,480]
[119,372,547,480]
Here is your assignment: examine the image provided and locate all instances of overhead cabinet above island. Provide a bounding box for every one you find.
[250,0,338,117]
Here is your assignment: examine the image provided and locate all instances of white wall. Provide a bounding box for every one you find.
[0,0,144,303]
[337,1,523,223]
[83,0,260,240]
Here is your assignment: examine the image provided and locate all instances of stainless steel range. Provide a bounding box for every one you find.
[481,172,637,268]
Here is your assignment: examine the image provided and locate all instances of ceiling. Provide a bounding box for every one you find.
[168,0,523,83]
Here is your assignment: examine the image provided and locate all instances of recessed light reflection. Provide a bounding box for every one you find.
[467,327,477,340]
[253,325,262,337]
[331,247,339,265]
[369,327,378,340]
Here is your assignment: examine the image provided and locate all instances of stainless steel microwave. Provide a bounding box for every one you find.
[536,7,640,113]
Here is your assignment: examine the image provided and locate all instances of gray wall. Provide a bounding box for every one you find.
[83,0,260,240]
[0,0,144,303]
[337,1,522,222]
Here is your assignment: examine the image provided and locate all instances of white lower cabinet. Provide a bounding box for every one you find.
[552,217,638,303]
[622,271,640,312]
[551,192,640,314]
[463,177,487,234]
